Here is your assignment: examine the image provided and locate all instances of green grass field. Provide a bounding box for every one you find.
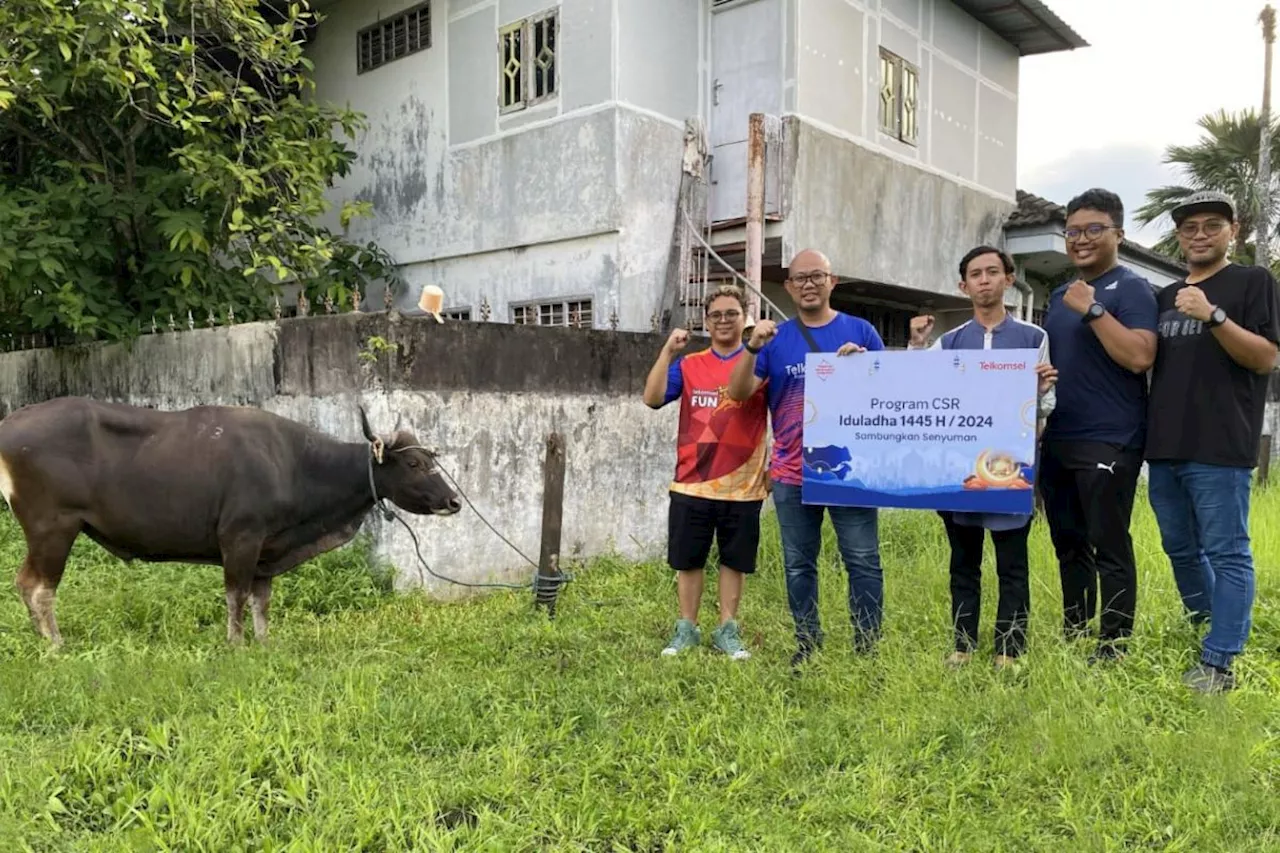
[0,489,1277,851]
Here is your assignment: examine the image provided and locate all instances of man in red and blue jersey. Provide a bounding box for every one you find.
[726,249,886,669]
[643,286,770,660]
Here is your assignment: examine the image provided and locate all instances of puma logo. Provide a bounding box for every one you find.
[1096,461,1117,473]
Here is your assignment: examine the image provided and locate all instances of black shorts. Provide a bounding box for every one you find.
[667,491,763,574]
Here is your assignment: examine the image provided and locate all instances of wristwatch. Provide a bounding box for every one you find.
[1206,306,1227,328]
[744,341,763,355]
[1083,302,1106,323]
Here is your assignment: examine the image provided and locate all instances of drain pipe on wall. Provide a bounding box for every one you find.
[744,112,766,325]
[1012,259,1035,320]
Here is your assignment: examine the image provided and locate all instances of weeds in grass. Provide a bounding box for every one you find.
[0,489,1277,850]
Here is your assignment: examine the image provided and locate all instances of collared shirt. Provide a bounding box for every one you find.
[920,314,1055,531]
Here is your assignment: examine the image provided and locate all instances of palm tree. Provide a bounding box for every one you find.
[1135,109,1280,260]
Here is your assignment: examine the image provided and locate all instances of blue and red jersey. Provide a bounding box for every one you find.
[752,314,885,485]
[662,346,770,501]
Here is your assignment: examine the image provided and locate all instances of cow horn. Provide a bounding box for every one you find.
[358,405,377,443]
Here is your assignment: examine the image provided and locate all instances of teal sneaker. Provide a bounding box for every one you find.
[661,619,700,656]
[712,620,751,660]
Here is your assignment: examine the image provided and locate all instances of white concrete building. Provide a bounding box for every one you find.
[305,0,1090,344]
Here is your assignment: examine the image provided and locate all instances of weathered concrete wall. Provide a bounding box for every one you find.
[306,2,686,333]
[0,316,693,599]
[782,117,1013,298]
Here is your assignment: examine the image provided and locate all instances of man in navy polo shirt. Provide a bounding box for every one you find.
[1040,188,1158,662]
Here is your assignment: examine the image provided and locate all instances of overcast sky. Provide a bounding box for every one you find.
[1017,0,1267,246]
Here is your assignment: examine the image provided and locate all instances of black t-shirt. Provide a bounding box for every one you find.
[1146,263,1280,467]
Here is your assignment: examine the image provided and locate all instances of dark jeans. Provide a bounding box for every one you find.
[940,513,1031,658]
[771,481,882,650]
[1148,461,1255,670]
[1038,440,1142,646]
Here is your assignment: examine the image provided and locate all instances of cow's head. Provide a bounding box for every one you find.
[360,408,462,516]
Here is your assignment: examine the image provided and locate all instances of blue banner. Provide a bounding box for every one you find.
[800,349,1040,513]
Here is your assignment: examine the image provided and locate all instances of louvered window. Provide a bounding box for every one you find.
[358,2,431,74]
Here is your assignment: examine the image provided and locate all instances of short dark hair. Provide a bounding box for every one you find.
[703,285,746,313]
[1066,188,1124,228]
[958,245,1014,279]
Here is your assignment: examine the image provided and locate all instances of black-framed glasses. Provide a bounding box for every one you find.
[789,271,830,286]
[1177,219,1229,238]
[1065,223,1121,242]
[706,309,743,323]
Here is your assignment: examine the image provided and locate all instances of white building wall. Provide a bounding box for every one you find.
[307,0,688,332]
[788,0,1018,200]
[616,0,703,122]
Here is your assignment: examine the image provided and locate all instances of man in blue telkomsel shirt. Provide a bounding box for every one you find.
[726,248,885,670]
[909,246,1059,671]
[1040,188,1158,663]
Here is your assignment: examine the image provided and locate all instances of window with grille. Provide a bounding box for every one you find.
[512,298,592,329]
[445,309,471,321]
[878,47,919,146]
[499,8,559,113]
[358,2,431,74]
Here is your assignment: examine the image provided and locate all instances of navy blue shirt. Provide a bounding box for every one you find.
[1041,265,1158,449]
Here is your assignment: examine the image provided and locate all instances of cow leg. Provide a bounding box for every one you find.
[249,577,273,643]
[14,521,79,647]
[221,538,262,645]
[224,572,251,645]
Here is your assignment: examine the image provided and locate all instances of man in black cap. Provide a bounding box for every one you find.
[1146,190,1280,694]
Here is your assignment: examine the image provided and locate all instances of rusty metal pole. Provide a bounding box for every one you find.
[745,112,766,324]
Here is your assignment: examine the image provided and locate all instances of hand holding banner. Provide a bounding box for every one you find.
[801,349,1040,513]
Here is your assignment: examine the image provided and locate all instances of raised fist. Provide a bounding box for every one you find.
[665,327,690,354]
[1174,285,1213,323]
[909,314,935,346]
[748,319,778,350]
[1063,280,1096,315]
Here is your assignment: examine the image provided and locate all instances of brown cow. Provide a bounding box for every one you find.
[0,396,461,646]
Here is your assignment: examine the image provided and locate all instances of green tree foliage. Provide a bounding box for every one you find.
[0,0,399,344]
[1135,109,1280,262]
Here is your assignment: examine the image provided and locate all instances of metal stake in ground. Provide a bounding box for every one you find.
[535,432,567,617]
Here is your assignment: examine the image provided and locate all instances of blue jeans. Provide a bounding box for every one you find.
[1147,461,1255,670]
[771,482,882,649]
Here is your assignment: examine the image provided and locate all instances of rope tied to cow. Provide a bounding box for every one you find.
[367,446,575,599]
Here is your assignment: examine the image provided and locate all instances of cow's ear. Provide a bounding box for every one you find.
[358,405,377,443]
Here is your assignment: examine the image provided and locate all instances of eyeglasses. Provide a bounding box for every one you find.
[789,271,830,286]
[706,309,742,323]
[1177,219,1229,238]
[1064,224,1120,242]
